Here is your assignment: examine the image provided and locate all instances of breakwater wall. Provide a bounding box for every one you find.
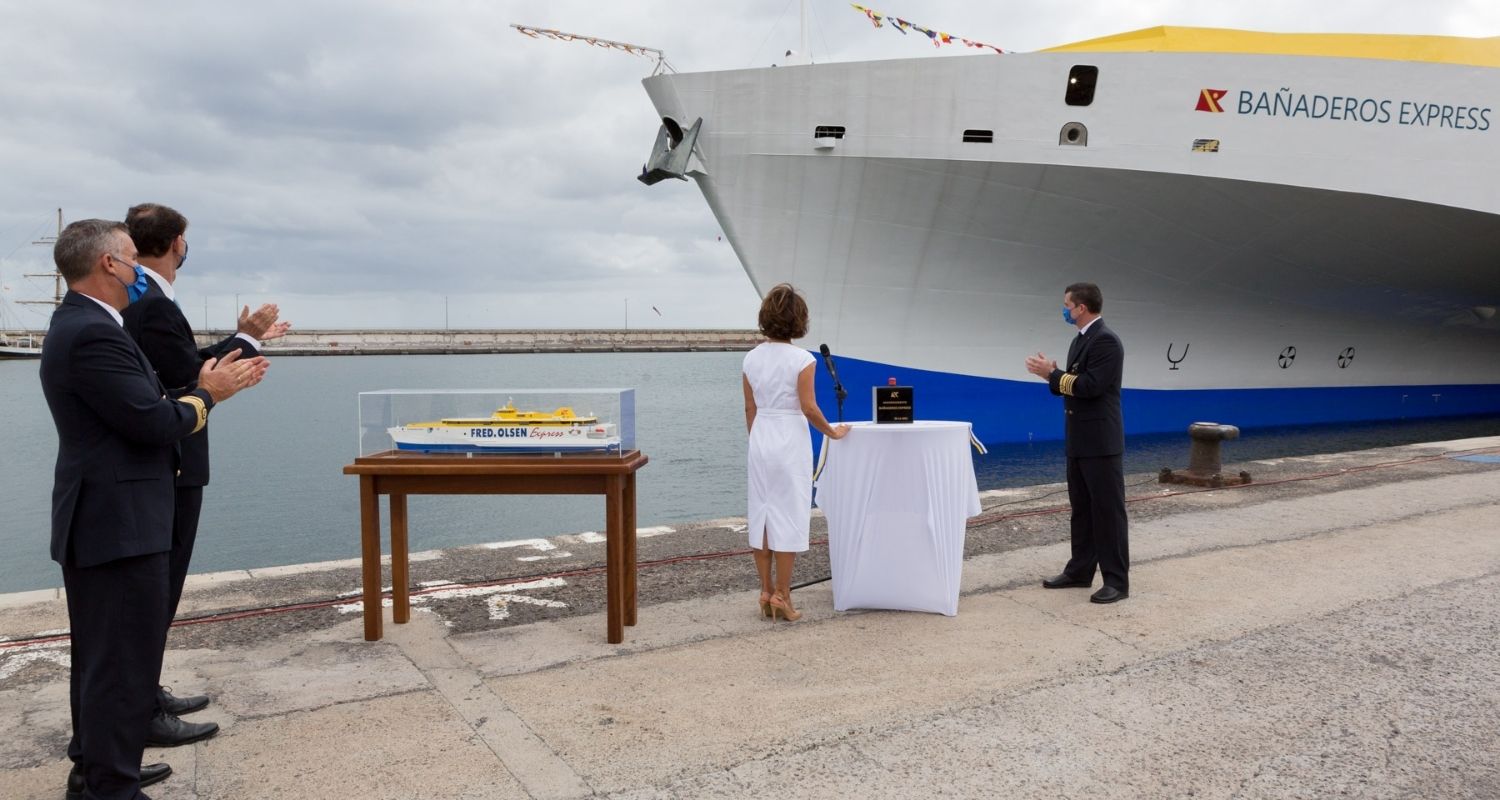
[193,328,761,356]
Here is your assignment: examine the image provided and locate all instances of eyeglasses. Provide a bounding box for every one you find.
[107,253,137,270]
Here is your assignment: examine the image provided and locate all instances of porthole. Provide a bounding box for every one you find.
[1065,65,1098,106]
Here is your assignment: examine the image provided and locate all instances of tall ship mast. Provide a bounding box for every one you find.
[0,208,63,359]
[638,26,1500,443]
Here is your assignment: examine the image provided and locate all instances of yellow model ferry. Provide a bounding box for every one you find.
[388,401,619,453]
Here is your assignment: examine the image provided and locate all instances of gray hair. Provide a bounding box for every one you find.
[54,219,128,284]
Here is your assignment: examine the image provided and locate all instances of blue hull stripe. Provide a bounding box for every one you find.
[814,353,1500,445]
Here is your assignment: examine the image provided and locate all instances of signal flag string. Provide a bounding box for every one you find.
[511,24,675,74]
[848,4,1007,54]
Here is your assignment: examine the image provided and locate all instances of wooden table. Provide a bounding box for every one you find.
[342,450,649,643]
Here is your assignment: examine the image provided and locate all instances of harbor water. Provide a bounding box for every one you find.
[2,351,1498,594]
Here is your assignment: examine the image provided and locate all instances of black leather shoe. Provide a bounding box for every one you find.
[1090,586,1129,604]
[66,761,171,800]
[159,685,210,716]
[140,761,172,788]
[65,763,82,800]
[1042,573,1092,589]
[145,711,220,747]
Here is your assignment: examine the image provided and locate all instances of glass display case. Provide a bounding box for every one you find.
[358,389,636,457]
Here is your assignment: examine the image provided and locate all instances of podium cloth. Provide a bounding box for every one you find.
[816,421,982,616]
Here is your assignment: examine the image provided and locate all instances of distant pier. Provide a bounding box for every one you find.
[192,328,761,356]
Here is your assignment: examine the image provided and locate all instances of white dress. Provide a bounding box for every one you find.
[743,342,816,552]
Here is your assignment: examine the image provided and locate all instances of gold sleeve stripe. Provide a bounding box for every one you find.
[1059,374,1078,397]
[180,395,209,434]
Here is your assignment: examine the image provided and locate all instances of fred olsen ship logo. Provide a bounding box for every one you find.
[1195,88,1228,113]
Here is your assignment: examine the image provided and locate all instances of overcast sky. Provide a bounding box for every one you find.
[0,1,1494,330]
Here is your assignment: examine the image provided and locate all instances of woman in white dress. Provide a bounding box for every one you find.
[743,284,850,621]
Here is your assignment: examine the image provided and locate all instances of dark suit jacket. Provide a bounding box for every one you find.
[122,280,256,487]
[1048,320,1125,458]
[40,292,216,568]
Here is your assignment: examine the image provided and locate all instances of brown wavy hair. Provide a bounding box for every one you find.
[758,283,809,341]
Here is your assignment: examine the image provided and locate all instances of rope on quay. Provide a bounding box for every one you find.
[3,444,1496,651]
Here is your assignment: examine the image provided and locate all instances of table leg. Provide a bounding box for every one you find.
[624,471,637,626]
[605,475,625,644]
[359,476,383,641]
[390,494,410,625]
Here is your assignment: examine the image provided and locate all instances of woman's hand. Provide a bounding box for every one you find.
[826,423,851,440]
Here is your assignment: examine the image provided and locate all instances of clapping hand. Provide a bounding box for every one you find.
[237,303,283,340]
[196,348,270,403]
[260,319,292,341]
[1024,352,1058,380]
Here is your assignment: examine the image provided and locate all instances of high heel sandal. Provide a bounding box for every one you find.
[759,591,773,619]
[767,591,802,622]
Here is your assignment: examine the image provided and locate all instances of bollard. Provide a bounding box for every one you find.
[1159,421,1252,488]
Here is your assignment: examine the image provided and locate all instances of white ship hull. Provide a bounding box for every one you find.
[642,33,1500,442]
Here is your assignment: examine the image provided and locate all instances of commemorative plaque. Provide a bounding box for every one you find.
[873,381,914,423]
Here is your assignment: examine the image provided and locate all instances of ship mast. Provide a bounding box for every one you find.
[18,208,63,310]
[800,0,808,60]
[783,0,813,65]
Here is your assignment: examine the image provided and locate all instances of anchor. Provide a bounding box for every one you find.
[637,117,703,186]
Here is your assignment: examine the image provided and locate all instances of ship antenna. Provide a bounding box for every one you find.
[780,0,813,66]
[800,0,808,62]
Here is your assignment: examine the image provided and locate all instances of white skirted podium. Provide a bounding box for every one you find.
[815,421,982,616]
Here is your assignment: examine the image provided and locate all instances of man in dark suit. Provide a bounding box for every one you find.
[122,203,289,747]
[41,219,267,800]
[1025,282,1130,604]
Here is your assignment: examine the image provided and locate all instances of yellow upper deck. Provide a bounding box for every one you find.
[1043,26,1500,69]
[415,404,599,427]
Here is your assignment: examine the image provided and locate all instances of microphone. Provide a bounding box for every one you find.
[819,343,849,413]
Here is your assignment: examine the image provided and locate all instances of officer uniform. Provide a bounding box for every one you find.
[122,274,258,622]
[1048,319,1130,592]
[42,291,214,799]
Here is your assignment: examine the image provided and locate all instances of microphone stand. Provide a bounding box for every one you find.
[819,345,848,423]
[800,345,849,590]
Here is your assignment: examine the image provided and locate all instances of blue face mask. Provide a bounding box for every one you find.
[1062,305,1075,325]
[126,265,149,304]
[112,261,149,304]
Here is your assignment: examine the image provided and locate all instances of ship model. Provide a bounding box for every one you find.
[388,401,619,453]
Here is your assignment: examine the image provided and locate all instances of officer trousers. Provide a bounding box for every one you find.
[167,486,204,625]
[63,551,170,800]
[1063,454,1130,591]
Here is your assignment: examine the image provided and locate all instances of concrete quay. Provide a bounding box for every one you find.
[194,328,760,356]
[1,435,1498,799]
